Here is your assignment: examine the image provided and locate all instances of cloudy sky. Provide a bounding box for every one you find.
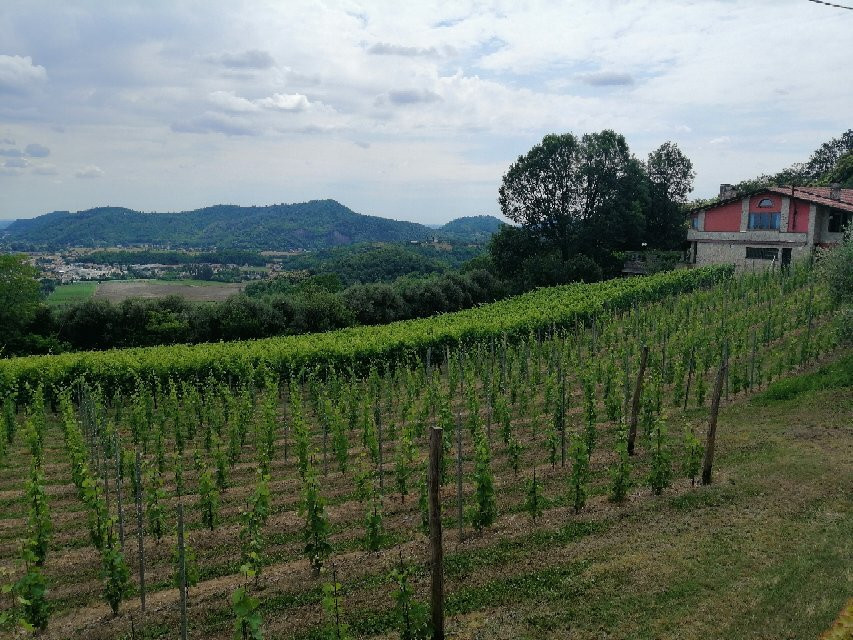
[0,1,850,224]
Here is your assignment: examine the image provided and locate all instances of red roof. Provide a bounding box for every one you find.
[765,186,853,212]
[691,186,853,214]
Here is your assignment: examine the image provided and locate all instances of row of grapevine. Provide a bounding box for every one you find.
[0,260,840,639]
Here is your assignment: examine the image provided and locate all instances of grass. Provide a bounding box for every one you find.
[754,351,853,403]
[45,281,98,307]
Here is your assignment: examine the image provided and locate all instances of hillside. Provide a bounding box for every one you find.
[440,214,505,241]
[2,201,503,250]
[0,264,846,640]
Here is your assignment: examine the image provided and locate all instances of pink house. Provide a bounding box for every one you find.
[687,184,853,267]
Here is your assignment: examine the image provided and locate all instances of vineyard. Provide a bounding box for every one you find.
[0,261,849,639]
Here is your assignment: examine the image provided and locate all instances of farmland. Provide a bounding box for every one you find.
[47,280,247,307]
[92,280,246,303]
[0,262,849,639]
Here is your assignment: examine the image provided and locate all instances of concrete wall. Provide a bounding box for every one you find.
[694,241,811,270]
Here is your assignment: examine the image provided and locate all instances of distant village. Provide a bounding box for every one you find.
[26,250,272,285]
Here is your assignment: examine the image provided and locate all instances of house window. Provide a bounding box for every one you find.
[746,247,779,260]
[757,198,774,208]
[691,216,700,229]
[748,212,780,230]
[828,210,852,233]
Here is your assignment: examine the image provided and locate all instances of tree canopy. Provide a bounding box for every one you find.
[495,130,692,286]
[0,254,42,355]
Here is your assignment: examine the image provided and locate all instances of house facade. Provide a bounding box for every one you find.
[687,185,852,268]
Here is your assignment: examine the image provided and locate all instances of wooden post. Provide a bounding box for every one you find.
[375,401,384,494]
[623,347,631,420]
[558,358,566,467]
[455,410,463,545]
[702,347,728,485]
[683,347,695,411]
[134,451,146,613]
[627,345,649,456]
[177,503,188,640]
[115,437,124,551]
[749,331,757,390]
[428,427,444,640]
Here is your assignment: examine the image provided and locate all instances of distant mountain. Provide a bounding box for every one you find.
[0,220,14,230]
[439,215,505,242]
[3,201,504,250]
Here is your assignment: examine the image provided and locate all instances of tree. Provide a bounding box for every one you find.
[498,130,647,263]
[645,142,696,249]
[0,255,41,355]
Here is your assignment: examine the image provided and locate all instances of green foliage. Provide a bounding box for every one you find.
[0,266,732,401]
[582,373,597,454]
[26,462,51,566]
[232,570,264,640]
[321,573,351,640]
[648,417,673,496]
[819,225,853,343]
[609,424,632,503]
[0,254,42,356]
[145,464,167,541]
[13,557,50,631]
[395,424,416,503]
[524,468,545,523]
[300,464,332,574]
[198,464,219,531]
[291,382,311,479]
[468,431,497,532]
[364,493,384,552]
[172,538,199,589]
[389,558,431,640]
[568,435,590,513]
[682,425,704,486]
[101,525,132,616]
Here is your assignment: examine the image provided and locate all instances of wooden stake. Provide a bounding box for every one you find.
[428,427,444,640]
[683,347,694,411]
[177,503,188,640]
[455,410,463,545]
[115,436,124,551]
[627,345,649,456]
[702,346,728,485]
[134,451,146,613]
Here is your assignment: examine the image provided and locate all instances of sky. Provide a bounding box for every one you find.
[0,0,851,224]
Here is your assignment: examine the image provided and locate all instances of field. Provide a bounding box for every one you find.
[45,282,98,307]
[93,280,245,303]
[0,264,849,640]
[46,280,246,307]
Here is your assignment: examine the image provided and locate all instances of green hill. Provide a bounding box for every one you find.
[3,201,505,250]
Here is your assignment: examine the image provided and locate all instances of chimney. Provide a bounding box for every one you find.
[719,183,737,199]
[829,183,841,201]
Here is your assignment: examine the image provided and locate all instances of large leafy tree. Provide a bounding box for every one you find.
[645,141,696,249]
[498,130,647,263]
[0,254,42,355]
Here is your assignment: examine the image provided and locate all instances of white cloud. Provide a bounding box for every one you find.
[75,165,104,178]
[0,55,47,94]
[208,91,259,113]
[257,93,310,112]
[0,1,850,220]
[3,157,28,168]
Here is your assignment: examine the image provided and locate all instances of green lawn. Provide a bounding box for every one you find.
[45,281,98,307]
